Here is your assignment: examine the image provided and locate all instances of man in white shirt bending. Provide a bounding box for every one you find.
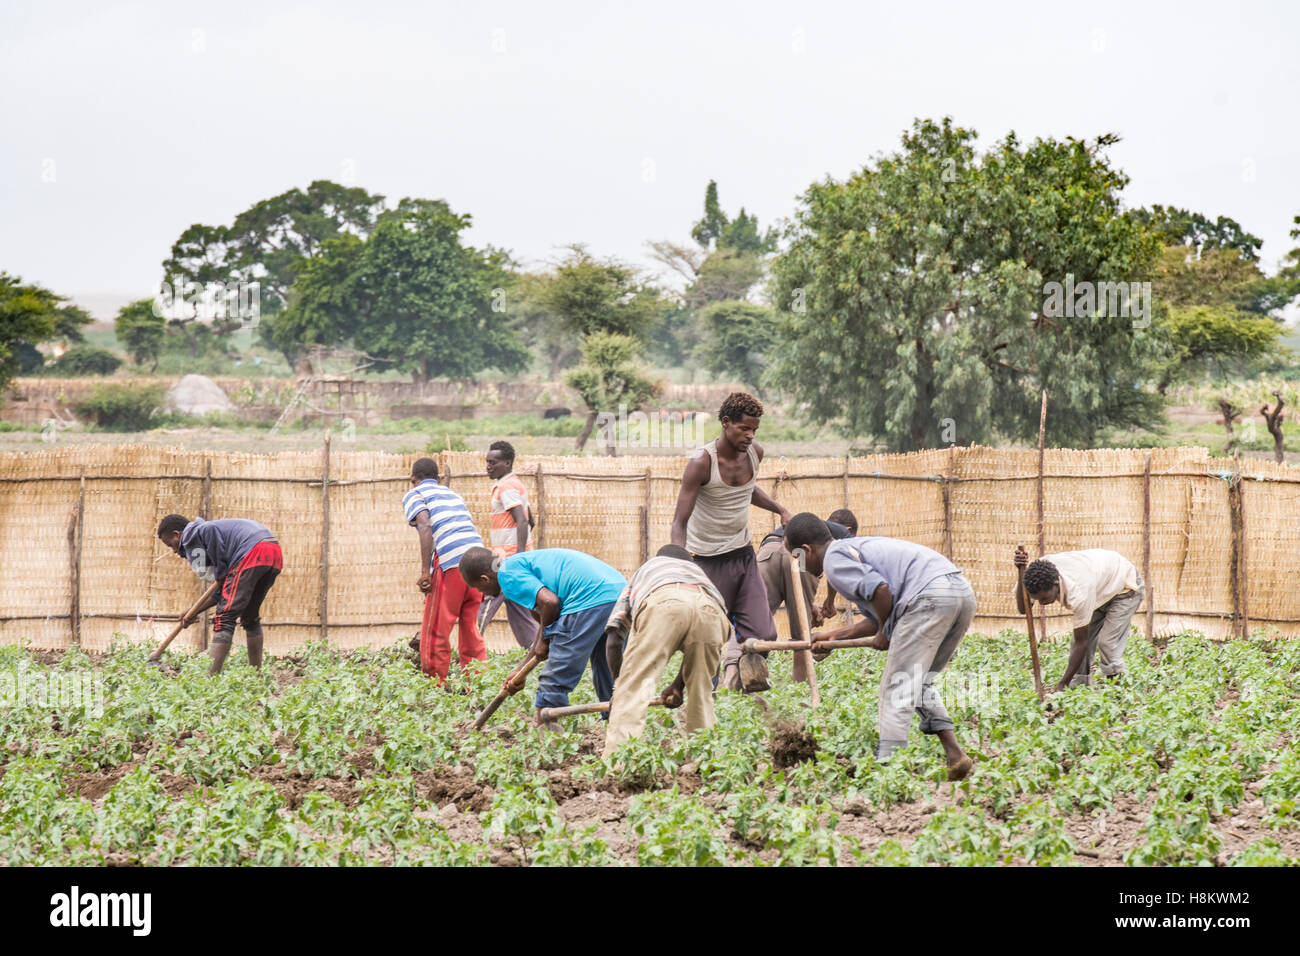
[1014,546,1144,691]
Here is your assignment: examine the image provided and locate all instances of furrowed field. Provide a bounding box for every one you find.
[2,630,1298,866]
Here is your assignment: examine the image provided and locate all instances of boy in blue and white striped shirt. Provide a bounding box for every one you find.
[403,457,488,681]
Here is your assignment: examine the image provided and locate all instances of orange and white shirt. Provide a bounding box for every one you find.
[489,472,532,557]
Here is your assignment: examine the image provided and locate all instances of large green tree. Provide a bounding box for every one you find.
[0,274,91,386]
[273,202,529,383]
[695,301,775,391]
[115,298,167,371]
[1248,214,1300,317]
[1145,210,1298,391]
[541,245,665,340]
[653,180,775,308]
[770,118,1166,450]
[565,332,659,453]
[1158,305,1285,390]
[162,180,387,361]
[501,271,576,380]
[646,181,777,373]
[690,180,776,255]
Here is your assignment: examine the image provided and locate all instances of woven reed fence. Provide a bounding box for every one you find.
[2,444,1298,655]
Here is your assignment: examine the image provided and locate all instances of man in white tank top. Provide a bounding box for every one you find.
[670,392,791,690]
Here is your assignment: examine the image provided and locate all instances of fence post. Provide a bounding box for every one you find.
[1143,452,1153,644]
[639,505,648,565]
[535,464,546,548]
[1036,390,1047,640]
[641,469,651,563]
[200,458,212,651]
[1227,456,1242,638]
[1239,465,1249,638]
[942,445,954,560]
[68,470,85,646]
[321,436,331,644]
[842,455,850,509]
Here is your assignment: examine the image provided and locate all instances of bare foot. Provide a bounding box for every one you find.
[946,755,974,781]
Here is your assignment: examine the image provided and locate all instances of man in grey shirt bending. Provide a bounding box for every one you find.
[783,513,976,780]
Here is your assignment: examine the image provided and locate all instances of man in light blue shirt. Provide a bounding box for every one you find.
[460,546,626,725]
[783,513,977,781]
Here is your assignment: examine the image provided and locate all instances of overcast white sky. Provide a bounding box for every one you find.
[2,0,1298,318]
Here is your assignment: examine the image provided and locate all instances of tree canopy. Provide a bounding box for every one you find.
[1131,205,1264,262]
[696,301,775,392]
[565,331,660,452]
[0,273,88,387]
[115,298,167,371]
[272,202,529,383]
[541,245,666,341]
[770,118,1167,450]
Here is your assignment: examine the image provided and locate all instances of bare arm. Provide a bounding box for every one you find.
[819,582,839,619]
[526,587,563,660]
[1056,626,1091,691]
[509,504,529,553]
[532,587,562,628]
[750,485,791,523]
[670,454,710,548]
[815,584,893,651]
[414,510,435,591]
[748,442,792,523]
[605,628,626,678]
[663,668,684,706]
[1013,544,1029,614]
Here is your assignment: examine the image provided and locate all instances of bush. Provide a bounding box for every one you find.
[50,347,123,376]
[75,383,164,431]
[424,435,470,453]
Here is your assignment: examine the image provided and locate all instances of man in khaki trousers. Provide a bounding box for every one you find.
[603,545,731,757]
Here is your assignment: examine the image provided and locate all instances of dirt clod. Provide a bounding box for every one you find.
[769,719,818,769]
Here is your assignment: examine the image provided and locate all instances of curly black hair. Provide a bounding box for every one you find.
[827,509,859,535]
[1024,559,1059,595]
[718,391,763,424]
[488,440,516,464]
[458,546,496,582]
[785,512,833,550]
[157,514,189,537]
[411,457,440,480]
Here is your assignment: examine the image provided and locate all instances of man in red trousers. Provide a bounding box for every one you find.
[403,457,488,682]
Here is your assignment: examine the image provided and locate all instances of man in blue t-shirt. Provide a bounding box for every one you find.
[459,546,626,725]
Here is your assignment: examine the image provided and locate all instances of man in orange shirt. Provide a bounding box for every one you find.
[478,440,540,649]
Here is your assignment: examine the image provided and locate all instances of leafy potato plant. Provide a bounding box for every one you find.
[0,626,1296,866]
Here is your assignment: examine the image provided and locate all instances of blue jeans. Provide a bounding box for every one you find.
[535,601,616,712]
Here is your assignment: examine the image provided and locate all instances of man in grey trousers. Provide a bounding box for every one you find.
[783,513,976,781]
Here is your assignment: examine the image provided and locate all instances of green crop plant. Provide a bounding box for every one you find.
[0,627,1295,866]
[626,789,737,866]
